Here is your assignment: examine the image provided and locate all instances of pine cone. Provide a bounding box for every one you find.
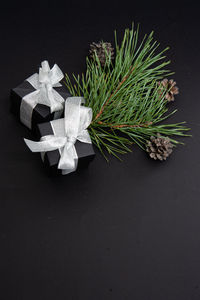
[89,41,114,67]
[146,134,173,161]
[158,79,179,102]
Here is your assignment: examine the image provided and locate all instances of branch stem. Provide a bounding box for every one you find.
[93,66,136,121]
[97,121,153,128]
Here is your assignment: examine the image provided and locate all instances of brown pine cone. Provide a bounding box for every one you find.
[146,134,173,161]
[158,79,179,102]
[89,41,114,67]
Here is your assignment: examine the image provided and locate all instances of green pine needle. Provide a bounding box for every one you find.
[64,24,190,160]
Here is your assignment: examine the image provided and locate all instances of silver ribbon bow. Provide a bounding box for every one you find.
[20,60,65,129]
[24,97,92,175]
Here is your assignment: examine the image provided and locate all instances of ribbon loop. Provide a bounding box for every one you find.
[21,60,65,129]
[24,97,92,175]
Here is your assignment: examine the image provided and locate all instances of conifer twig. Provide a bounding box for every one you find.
[65,25,189,159]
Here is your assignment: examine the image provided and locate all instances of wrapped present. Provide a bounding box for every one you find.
[10,60,71,133]
[24,97,95,175]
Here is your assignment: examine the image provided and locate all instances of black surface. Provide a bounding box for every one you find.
[0,1,200,299]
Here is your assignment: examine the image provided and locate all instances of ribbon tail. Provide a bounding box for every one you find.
[58,144,77,171]
[24,136,67,152]
[61,158,78,175]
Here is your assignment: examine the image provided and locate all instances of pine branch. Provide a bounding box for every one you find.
[65,24,190,160]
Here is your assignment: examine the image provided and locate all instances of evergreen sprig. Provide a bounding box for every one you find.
[65,25,189,160]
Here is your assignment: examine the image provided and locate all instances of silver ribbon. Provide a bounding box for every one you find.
[24,97,92,175]
[20,60,65,129]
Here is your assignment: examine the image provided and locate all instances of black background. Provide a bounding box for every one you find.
[0,1,200,299]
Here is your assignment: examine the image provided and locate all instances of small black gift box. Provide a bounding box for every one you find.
[10,61,71,134]
[37,119,95,175]
[24,96,95,176]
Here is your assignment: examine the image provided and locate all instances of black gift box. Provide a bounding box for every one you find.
[37,120,95,175]
[10,80,71,134]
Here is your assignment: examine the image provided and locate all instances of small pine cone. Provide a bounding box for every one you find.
[158,79,179,102]
[146,134,173,161]
[89,41,114,67]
